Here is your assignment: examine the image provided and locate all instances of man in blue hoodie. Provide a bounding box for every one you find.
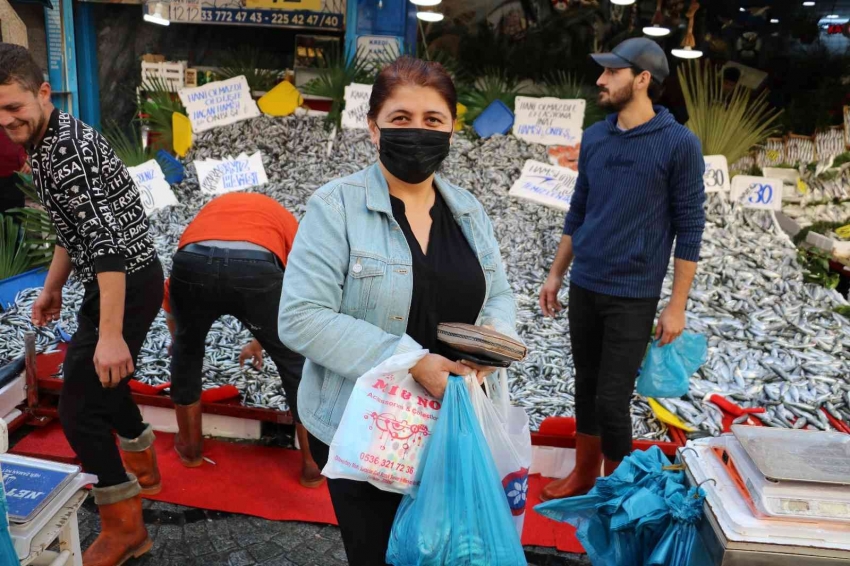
[539,38,705,501]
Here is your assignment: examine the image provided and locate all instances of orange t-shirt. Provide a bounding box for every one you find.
[162,193,298,313]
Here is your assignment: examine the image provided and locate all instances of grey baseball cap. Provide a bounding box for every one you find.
[591,38,670,83]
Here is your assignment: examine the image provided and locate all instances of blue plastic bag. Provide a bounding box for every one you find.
[648,485,710,566]
[636,332,707,398]
[535,447,688,566]
[386,376,526,566]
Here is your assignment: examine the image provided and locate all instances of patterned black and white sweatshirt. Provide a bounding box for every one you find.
[29,109,157,284]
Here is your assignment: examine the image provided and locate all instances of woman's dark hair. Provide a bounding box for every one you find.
[630,66,664,103]
[367,56,457,122]
[0,44,44,94]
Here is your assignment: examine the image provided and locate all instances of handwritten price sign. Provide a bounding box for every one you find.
[512,96,585,146]
[509,160,577,211]
[703,155,730,193]
[731,175,783,211]
[127,160,178,216]
[341,83,373,130]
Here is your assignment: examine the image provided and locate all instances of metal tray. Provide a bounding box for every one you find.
[0,454,81,523]
[731,425,850,486]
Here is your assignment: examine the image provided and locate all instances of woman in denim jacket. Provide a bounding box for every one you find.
[279,57,521,564]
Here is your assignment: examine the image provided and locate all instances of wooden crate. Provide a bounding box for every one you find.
[141,61,186,92]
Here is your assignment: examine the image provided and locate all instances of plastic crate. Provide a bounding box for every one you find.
[0,268,47,311]
[473,100,515,139]
[141,61,187,92]
[155,150,185,184]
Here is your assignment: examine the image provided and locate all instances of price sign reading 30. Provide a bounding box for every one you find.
[703,155,730,194]
[731,175,783,211]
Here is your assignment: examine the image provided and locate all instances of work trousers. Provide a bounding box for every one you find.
[168,248,304,421]
[309,433,403,566]
[569,283,659,461]
[59,260,164,487]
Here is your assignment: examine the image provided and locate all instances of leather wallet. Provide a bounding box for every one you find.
[436,323,527,364]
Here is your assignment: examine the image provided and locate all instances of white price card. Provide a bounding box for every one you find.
[512,96,585,146]
[341,83,373,130]
[178,76,261,134]
[127,160,178,216]
[194,152,269,195]
[731,175,783,211]
[508,160,578,212]
[703,155,730,193]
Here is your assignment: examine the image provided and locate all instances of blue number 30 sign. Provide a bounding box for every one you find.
[731,175,783,211]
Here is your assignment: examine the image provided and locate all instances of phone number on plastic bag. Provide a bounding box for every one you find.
[360,452,415,476]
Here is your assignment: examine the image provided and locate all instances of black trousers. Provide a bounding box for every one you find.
[59,260,164,488]
[168,248,304,421]
[568,283,659,461]
[309,433,403,566]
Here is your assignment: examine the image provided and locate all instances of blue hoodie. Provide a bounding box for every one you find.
[563,107,706,299]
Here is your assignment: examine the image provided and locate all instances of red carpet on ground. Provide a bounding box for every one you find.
[11,422,583,552]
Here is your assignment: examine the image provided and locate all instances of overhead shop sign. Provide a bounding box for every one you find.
[148,0,346,31]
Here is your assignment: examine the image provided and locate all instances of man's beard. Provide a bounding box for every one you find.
[598,82,634,112]
[6,113,47,149]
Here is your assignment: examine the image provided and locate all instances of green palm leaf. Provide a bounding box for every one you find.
[0,214,34,279]
[301,48,374,130]
[102,120,152,167]
[678,61,783,165]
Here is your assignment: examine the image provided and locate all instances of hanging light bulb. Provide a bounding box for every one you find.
[672,46,703,58]
[643,0,671,36]
[410,0,442,6]
[802,1,815,5]
[143,2,170,26]
[673,0,702,59]
[611,0,636,5]
[416,11,444,21]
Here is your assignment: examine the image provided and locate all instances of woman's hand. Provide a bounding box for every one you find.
[459,360,496,384]
[410,354,471,399]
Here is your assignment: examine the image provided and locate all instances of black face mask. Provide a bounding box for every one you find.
[378,127,452,184]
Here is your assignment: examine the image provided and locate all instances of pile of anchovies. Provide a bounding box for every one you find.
[2,115,850,441]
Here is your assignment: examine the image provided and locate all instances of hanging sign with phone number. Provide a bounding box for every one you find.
[164,0,345,31]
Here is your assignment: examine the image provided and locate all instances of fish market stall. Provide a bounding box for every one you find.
[1,115,850,447]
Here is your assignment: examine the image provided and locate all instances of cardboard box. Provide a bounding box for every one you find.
[141,54,166,63]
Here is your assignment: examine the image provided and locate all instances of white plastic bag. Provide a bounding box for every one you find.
[467,369,533,537]
[323,349,442,494]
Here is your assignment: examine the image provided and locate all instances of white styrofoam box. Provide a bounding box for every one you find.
[141,61,187,92]
[0,375,26,425]
[140,405,261,440]
[682,438,850,549]
[774,211,802,239]
[833,241,850,258]
[806,231,835,253]
[530,446,576,479]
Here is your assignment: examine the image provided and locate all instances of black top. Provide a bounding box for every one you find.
[390,190,486,358]
[29,109,157,283]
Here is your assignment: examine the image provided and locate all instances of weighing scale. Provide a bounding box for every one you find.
[681,429,850,566]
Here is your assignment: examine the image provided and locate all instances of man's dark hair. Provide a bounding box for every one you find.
[630,66,664,103]
[0,44,45,94]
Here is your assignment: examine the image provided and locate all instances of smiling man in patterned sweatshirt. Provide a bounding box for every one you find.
[0,44,162,565]
[539,38,706,500]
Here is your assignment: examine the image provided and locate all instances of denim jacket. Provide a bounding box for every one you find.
[278,163,520,445]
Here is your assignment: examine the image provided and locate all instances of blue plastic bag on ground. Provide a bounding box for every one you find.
[648,485,709,566]
[386,376,526,566]
[534,446,690,566]
[636,332,707,398]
